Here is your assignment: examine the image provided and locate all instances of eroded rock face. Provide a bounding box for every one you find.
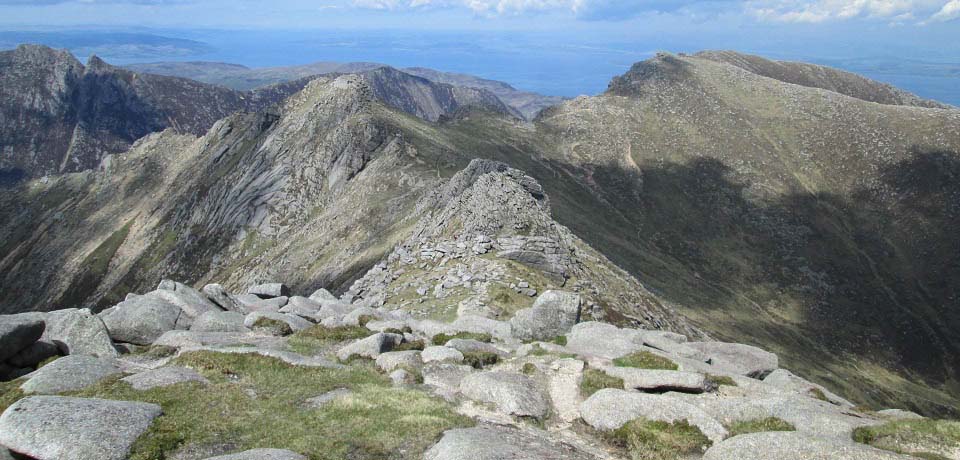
[686,341,779,378]
[39,308,117,358]
[336,333,403,361]
[0,396,162,460]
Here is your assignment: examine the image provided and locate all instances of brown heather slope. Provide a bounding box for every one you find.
[0,51,958,416]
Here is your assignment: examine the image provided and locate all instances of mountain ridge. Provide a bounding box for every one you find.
[1,48,958,419]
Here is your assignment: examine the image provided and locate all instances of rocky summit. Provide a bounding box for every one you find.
[1,45,959,460]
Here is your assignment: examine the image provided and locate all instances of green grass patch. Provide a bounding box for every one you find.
[808,388,828,402]
[705,374,738,388]
[853,419,960,460]
[431,332,492,346]
[462,351,499,369]
[581,368,625,397]
[287,325,371,355]
[725,417,795,437]
[613,352,679,370]
[605,418,712,460]
[67,351,471,460]
[130,345,179,360]
[522,363,538,375]
[0,378,26,414]
[551,335,568,346]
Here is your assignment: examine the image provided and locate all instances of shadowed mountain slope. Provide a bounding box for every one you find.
[1,51,958,417]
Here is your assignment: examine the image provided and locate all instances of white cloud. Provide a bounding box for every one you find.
[748,0,952,22]
[929,0,960,20]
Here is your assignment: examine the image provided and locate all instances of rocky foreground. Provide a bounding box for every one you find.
[0,275,953,459]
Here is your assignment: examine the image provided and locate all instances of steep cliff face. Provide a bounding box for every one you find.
[0,45,314,179]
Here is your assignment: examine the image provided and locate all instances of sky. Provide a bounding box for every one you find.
[0,0,958,102]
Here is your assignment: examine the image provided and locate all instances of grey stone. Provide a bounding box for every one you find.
[424,425,598,460]
[763,369,853,407]
[244,312,312,335]
[7,340,60,368]
[342,307,383,326]
[565,321,645,359]
[20,355,122,394]
[40,308,117,358]
[445,339,505,356]
[0,363,31,381]
[686,341,779,378]
[204,448,307,460]
[153,330,284,349]
[877,408,924,420]
[149,281,222,318]
[702,431,911,460]
[423,362,474,399]
[390,369,417,385]
[336,333,403,361]
[191,311,249,333]
[509,290,581,342]
[236,294,288,312]
[375,350,423,372]
[689,395,874,439]
[279,296,322,319]
[121,366,209,390]
[0,396,161,460]
[460,372,549,418]
[309,288,338,302]
[450,315,512,341]
[580,389,727,443]
[203,284,245,313]
[304,388,352,408]
[422,346,464,363]
[101,295,182,345]
[601,367,709,393]
[248,282,290,298]
[364,319,409,333]
[0,316,45,362]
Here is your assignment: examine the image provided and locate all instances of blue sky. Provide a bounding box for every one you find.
[1,0,959,28]
[1,0,958,103]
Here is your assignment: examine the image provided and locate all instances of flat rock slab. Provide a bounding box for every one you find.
[423,363,474,400]
[702,431,912,460]
[0,396,161,460]
[204,449,306,460]
[690,395,876,439]
[565,322,644,359]
[279,297,322,318]
[686,341,778,377]
[580,388,727,443]
[460,371,548,418]
[444,339,505,356]
[877,408,924,420]
[153,330,285,350]
[121,366,209,390]
[601,367,708,393]
[151,281,221,318]
[763,369,853,407]
[40,308,117,358]
[20,355,122,394]
[424,425,598,460]
[0,316,45,362]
